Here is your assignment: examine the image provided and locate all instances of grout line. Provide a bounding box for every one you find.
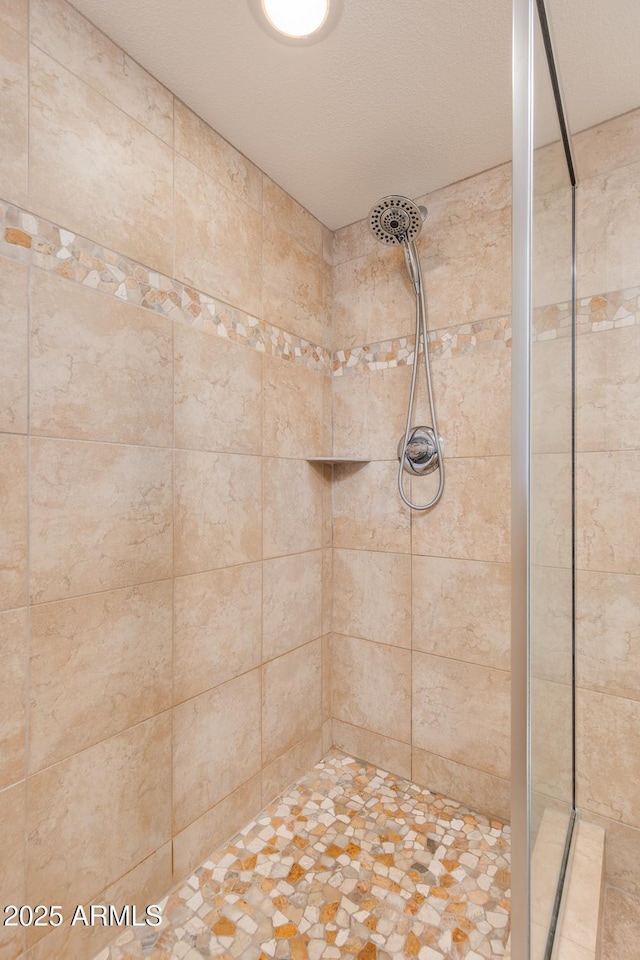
[170,283,176,878]
[259,346,265,804]
[22,238,31,960]
[332,543,511,564]
[331,631,511,677]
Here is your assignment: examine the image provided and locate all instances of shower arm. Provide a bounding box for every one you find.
[397,239,445,511]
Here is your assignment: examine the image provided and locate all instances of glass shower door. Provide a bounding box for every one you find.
[529,5,576,955]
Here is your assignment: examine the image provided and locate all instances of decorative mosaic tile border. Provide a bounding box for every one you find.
[333,316,513,376]
[0,200,331,372]
[4,200,635,379]
[533,287,640,342]
[334,286,640,375]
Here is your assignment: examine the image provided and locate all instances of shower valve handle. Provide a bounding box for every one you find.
[398,426,443,476]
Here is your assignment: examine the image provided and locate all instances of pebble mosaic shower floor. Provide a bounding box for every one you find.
[95,751,511,960]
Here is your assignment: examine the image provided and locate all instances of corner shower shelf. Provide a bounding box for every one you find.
[306,457,370,464]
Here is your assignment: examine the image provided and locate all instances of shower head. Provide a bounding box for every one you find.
[369,195,428,245]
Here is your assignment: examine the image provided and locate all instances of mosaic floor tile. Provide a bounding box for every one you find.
[93,751,511,960]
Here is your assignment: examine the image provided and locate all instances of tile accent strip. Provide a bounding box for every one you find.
[534,288,640,341]
[333,315,512,376]
[0,200,331,372]
[4,200,635,376]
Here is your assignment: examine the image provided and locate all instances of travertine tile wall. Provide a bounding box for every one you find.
[572,107,640,902]
[0,2,332,959]
[329,163,513,823]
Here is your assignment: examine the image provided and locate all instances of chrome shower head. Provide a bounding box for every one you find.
[369,195,428,245]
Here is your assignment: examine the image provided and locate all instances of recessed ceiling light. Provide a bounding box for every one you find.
[248,0,342,44]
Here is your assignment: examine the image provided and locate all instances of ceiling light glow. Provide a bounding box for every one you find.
[261,0,330,38]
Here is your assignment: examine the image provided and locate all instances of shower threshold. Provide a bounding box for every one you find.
[94,751,511,960]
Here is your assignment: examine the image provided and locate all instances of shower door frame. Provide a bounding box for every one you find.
[511,0,577,956]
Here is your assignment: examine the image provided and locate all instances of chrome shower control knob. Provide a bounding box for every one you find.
[398,426,443,476]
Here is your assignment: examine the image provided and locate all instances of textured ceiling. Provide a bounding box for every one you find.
[69,0,640,229]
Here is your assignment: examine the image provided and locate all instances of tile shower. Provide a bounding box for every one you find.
[0,1,639,959]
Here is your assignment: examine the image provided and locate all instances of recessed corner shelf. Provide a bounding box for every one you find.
[307,457,370,464]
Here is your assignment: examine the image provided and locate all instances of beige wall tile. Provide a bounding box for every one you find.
[332,366,410,461]
[332,720,411,780]
[330,634,411,743]
[576,450,640,575]
[532,185,574,308]
[428,350,511,458]
[411,748,510,822]
[31,271,173,446]
[263,357,326,459]
[173,670,261,832]
[412,556,510,671]
[321,461,332,549]
[28,843,173,960]
[533,141,573,201]
[333,218,379,266]
[27,714,171,915]
[0,607,26,790]
[333,461,411,553]
[262,220,324,345]
[175,154,262,317]
[30,438,172,603]
[263,176,323,256]
[412,652,510,780]
[415,204,511,332]
[532,336,573,454]
[0,256,28,434]
[0,19,27,206]
[578,162,640,299]
[0,433,27,611]
[174,449,261,576]
[30,0,173,143]
[577,570,640,701]
[322,259,333,350]
[0,780,25,960]
[332,246,411,349]
[174,323,262,455]
[576,327,640,453]
[172,775,262,882]
[582,811,640,898]
[577,688,640,825]
[332,548,411,648]
[417,163,512,225]
[263,458,323,558]
[322,632,331,721]
[29,581,172,773]
[531,452,573,569]
[575,107,640,180]
[412,455,510,563]
[531,563,573,684]
[531,678,573,804]
[262,640,322,766]
[600,885,640,960]
[174,100,261,207]
[29,47,173,274]
[322,225,333,265]
[263,551,323,661]
[174,563,262,705]
[322,718,333,755]
[0,0,27,34]
[322,548,332,635]
[262,729,323,805]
